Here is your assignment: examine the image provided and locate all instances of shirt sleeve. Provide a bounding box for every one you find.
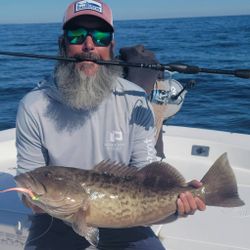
[16,100,48,174]
[129,97,157,168]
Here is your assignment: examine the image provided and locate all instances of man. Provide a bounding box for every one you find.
[16,1,205,249]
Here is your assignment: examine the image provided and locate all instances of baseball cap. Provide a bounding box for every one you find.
[63,0,114,31]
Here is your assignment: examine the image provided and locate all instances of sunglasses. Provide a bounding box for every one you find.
[66,27,113,47]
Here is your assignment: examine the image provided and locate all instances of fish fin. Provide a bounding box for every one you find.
[72,208,99,246]
[201,153,245,207]
[136,161,187,189]
[93,160,138,178]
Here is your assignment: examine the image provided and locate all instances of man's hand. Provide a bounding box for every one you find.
[177,180,206,216]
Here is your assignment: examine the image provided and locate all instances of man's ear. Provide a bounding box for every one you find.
[58,35,66,55]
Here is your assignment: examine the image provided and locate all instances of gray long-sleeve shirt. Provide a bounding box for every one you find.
[16,75,157,173]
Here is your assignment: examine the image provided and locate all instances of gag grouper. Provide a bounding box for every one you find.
[14,153,244,246]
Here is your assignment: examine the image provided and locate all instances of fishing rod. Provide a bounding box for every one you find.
[0,50,250,79]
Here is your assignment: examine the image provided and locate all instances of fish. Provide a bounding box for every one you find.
[14,153,244,246]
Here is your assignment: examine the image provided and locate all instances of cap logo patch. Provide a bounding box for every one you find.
[75,0,103,13]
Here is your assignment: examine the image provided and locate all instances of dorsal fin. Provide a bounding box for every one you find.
[93,160,138,178]
[135,161,187,189]
[93,160,187,189]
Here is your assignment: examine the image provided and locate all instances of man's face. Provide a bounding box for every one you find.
[64,16,114,76]
[54,16,119,110]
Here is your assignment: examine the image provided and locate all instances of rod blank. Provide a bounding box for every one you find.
[0,51,250,79]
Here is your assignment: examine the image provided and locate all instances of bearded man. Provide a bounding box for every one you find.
[16,1,205,249]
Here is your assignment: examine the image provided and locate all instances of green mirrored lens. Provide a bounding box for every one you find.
[92,30,112,46]
[66,28,112,46]
[67,28,88,44]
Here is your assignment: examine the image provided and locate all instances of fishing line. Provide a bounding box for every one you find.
[0,187,54,244]
[25,215,54,245]
[0,187,39,201]
[0,50,250,78]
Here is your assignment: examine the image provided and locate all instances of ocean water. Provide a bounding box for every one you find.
[0,15,249,134]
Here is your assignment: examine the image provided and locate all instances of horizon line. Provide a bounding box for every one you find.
[0,13,249,25]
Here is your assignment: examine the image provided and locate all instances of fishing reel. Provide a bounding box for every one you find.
[149,79,184,105]
[148,72,197,120]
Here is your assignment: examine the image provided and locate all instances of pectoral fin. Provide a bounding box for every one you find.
[72,208,99,246]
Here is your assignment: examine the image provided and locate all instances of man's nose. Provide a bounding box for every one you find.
[81,35,95,52]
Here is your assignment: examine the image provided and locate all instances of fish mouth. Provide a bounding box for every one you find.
[14,172,46,197]
[14,173,79,207]
[14,172,83,216]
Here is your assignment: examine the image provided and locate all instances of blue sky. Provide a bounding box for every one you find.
[0,0,250,24]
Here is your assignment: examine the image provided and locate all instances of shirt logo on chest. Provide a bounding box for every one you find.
[105,130,124,150]
[109,131,123,142]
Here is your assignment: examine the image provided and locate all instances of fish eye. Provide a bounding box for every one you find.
[44,171,53,178]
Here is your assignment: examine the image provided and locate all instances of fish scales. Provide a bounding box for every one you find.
[79,172,175,227]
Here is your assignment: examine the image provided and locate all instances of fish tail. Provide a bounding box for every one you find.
[201,153,245,207]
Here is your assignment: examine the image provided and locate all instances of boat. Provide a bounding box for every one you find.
[0,124,249,250]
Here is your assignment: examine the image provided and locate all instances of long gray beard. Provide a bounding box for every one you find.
[54,59,121,110]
